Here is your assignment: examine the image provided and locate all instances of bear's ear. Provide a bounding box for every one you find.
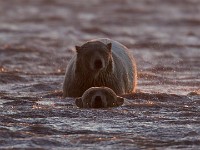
[75,46,81,54]
[106,43,112,52]
[75,97,83,108]
[116,96,124,106]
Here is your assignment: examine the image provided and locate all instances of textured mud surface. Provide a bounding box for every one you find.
[0,0,200,149]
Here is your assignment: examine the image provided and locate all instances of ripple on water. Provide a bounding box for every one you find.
[0,0,200,149]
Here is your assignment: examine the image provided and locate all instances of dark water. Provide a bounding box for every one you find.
[0,0,200,149]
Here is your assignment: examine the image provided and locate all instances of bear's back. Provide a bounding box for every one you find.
[90,38,130,58]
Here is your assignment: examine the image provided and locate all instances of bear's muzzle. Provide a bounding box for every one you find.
[92,96,104,108]
[94,59,103,70]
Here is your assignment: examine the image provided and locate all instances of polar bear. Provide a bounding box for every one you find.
[75,87,124,108]
[63,38,137,97]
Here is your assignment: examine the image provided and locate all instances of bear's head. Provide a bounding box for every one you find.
[75,87,124,108]
[75,41,112,76]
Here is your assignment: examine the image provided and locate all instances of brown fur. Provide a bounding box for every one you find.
[63,38,137,97]
[75,87,124,108]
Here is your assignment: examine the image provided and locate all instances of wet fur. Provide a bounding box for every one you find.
[63,38,137,97]
[75,87,124,108]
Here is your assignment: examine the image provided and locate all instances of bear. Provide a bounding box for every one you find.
[63,38,137,97]
[75,87,124,108]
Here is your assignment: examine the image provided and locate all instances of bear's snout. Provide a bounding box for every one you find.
[92,96,103,108]
[94,59,103,70]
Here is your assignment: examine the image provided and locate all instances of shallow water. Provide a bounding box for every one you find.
[0,0,200,149]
